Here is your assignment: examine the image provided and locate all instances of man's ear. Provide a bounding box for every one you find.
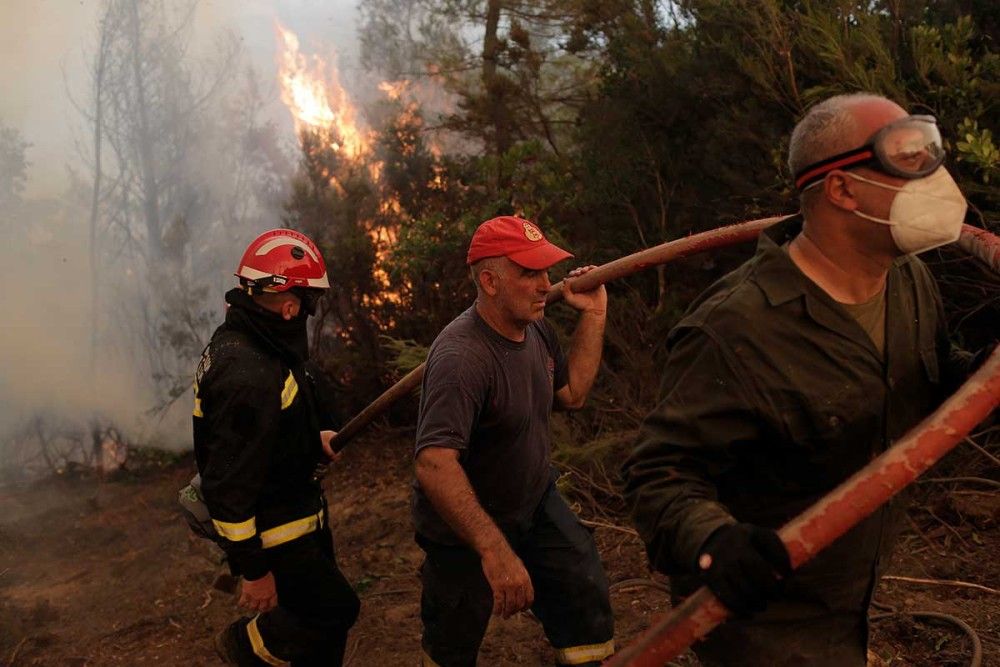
[280,295,299,320]
[823,170,860,213]
[478,267,500,297]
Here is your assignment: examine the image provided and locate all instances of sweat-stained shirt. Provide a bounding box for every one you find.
[412,306,569,545]
[622,217,971,666]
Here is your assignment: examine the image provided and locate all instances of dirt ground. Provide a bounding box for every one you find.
[1,433,997,666]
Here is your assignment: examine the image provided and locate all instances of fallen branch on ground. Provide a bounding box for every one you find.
[578,518,640,537]
[881,575,1000,596]
[964,437,1000,468]
[8,636,33,666]
[918,477,1000,489]
[609,578,670,594]
[362,588,418,598]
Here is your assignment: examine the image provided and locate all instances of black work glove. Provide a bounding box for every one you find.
[695,523,792,617]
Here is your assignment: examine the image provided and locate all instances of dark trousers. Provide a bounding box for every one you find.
[418,483,614,666]
[690,613,867,667]
[232,525,360,666]
[670,573,869,666]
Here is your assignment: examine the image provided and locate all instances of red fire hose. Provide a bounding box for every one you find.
[606,222,1000,666]
[326,214,792,453]
[319,217,998,663]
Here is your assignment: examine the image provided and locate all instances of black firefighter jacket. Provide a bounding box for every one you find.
[622,218,972,666]
[193,297,332,581]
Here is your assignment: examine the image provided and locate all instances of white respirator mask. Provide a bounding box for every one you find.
[848,167,967,255]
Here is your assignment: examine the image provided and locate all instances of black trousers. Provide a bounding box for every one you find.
[418,483,615,666]
[232,525,360,666]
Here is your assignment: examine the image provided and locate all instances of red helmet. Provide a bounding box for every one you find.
[235,228,330,293]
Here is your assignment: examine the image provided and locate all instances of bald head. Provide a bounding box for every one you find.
[789,93,907,211]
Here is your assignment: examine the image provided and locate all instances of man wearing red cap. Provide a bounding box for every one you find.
[412,216,615,666]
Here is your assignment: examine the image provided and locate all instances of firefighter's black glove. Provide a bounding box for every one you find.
[696,523,791,617]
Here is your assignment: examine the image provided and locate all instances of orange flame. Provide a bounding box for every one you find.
[378,80,409,101]
[362,224,404,309]
[276,22,369,159]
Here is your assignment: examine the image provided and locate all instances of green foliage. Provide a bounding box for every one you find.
[956,118,1000,184]
[281,128,388,416]
[122,445,188,477]
[309,0,1000,451]
[380,336,429,374]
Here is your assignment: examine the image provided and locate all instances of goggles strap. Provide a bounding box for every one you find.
[240,275,282,295]
[794,149,876,190]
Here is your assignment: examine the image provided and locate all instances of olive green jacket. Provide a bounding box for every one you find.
[622,218,969,665]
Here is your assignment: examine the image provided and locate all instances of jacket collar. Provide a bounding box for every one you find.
[751,214,907,360]
[751,215,810,307]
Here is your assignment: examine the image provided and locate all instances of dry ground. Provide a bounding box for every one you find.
[1,433,997,666]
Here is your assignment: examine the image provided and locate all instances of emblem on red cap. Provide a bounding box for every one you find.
[466,215,573,269]
[523,222,543,242]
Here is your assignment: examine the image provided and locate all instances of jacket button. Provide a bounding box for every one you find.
[829,415,841,428]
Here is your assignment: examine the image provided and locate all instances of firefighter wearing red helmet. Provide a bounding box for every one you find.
[193,228,359,665]
[236,228,330,294]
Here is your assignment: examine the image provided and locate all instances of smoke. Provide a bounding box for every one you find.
[0,204,155,440]
[0,0,360,200]
[0,0,361,468]
[0,2,97,199]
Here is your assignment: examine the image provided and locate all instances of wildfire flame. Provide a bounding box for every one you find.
[273,25,447,312]
[378,80,409,101]
[276,22,369,159]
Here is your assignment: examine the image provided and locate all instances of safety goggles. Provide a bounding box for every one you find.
[794,115,945,191]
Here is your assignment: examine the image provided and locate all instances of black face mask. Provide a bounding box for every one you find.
[224,288,310,365]
[290,287,325,317]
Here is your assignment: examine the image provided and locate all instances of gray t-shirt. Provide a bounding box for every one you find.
[412,305,570,544]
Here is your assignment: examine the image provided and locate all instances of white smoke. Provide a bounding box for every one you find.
[0,0,361,471]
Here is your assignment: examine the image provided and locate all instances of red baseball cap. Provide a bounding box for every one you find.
[466,216,573,269]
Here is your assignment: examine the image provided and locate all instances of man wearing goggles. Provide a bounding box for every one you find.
[624,94,986,666]
[793,114,945,189]
[791,112,966,257]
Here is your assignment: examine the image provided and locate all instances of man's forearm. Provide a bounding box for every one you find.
[564,310,606,408]
[624,415,736,574]
[416,454,509,554]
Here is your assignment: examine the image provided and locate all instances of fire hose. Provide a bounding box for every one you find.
[316,217,1000,664]
[606,347,1000,665]
[602,222,1000,666]
[322,213,792,457]
[324,218,998,464]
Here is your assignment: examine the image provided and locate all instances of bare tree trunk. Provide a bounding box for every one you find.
[126,0,162,258]
[33,418,56,474]
[482,0,509,189]
[482,0,502,118]
[89,7,113,365]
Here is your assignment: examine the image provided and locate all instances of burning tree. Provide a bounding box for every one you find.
[275,24,481,416]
